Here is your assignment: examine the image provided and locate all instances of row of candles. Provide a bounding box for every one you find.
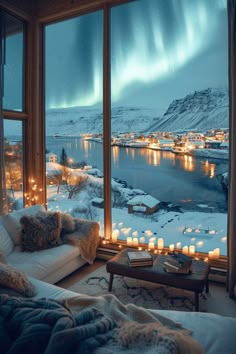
[111,230,221,259]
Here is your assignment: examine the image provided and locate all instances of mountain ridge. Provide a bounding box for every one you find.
[45,87,228,136]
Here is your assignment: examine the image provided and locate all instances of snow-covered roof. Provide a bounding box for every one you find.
[127,195,160,208]
[92,197,104,203]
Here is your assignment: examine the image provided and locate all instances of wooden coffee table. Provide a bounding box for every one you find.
[106,248,210,311]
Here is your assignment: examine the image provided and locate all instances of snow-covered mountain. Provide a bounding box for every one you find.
[45,88,228,136]
[147,88,228,133]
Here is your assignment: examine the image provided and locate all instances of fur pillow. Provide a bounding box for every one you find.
[37,211,75,235]
[0,263,37,297]
[20,212,62,252]
[60,212,76,234]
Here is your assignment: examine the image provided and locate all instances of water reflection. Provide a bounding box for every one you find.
[112,146,119,163]
[202,160,216,178]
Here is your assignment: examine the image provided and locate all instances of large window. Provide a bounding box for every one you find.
[45,11,104,234]
[0,10,25,214]
[43,0,228,259]
[110,0,228,257]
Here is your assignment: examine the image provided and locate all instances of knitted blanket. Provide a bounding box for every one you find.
[0,294,204,354]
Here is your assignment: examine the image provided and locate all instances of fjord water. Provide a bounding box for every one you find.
[46,136,228,213]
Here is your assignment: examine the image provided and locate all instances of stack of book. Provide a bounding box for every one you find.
[127,251,153,267]
[163,253,192,274]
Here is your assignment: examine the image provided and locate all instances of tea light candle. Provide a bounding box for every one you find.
[112,229,119,242]
[127,237,133,246]
[182,246,189,255]
[148,241,155,249]
[176,242,181,249]
[158,238,164,250]
[133,237,139,246]
[169,244,175,252]
[189,245,195,255]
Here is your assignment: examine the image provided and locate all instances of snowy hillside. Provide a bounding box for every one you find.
[45,88,228,136]
[45,106,158,136]
[148,88,228,133]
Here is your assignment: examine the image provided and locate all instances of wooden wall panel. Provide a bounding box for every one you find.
[0,0,32,20]
[34,0,132,23]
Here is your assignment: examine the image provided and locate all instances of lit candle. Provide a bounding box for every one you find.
[133,238,139,246]
[158,238,164,250]
[169,244,175,252]
[148,241,155,249]
[127,237,133,246]
[182,246,189,255]
[176,242,181,249]
[112,229,119,242]
[208,251,214,259]
[189,245,195,255]
[214,248,220,258]
[139,237,145,244]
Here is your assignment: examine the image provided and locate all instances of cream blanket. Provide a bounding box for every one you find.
[62,218,100,264]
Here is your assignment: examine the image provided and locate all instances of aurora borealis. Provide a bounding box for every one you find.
[45,0,228,112]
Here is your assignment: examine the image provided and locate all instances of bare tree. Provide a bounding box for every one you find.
[62,174,88,199]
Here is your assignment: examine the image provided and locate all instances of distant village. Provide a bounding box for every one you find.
[81,128,229,154]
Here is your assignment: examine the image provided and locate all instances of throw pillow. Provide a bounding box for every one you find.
[1,204,46,246]
[20,212,62,252]
[60,212,76,234]
[37,210,75,235]
[0,263,37,297]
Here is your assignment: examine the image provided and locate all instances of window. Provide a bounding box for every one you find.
[45,11,104,233]
[110,0,228,257]
[0,10,25,214]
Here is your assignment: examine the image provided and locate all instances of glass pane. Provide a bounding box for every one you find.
[111,0,228,257]
[3,119,24,211]
[45,11,104,235]
[3,13,24,111]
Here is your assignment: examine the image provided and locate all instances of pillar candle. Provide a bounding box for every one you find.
[208,251,214,259]
[189,245,195,255]
[157,238,164,250]
[176,242,181,249]
[112,229,119,242]
[169,244,175,252]
[148,241,155,249]
[133,238,139,246]
[214,248,220,258]
[127,237,132,246]
[182,246,189,255]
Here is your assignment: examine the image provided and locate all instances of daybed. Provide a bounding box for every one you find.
[0,206,235,353]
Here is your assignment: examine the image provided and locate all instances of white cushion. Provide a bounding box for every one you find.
[0,221,14,256]
[7,244,80,280]
[30,277,80,299]
[1,204,46,245]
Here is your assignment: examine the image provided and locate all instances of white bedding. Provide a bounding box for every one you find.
[31,277,236,354]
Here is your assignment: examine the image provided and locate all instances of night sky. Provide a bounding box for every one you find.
[4,0,228,114]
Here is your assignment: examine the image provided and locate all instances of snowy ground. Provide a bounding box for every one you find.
[47,184,227,257]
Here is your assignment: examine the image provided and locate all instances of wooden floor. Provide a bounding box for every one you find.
[56,259,236,318]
